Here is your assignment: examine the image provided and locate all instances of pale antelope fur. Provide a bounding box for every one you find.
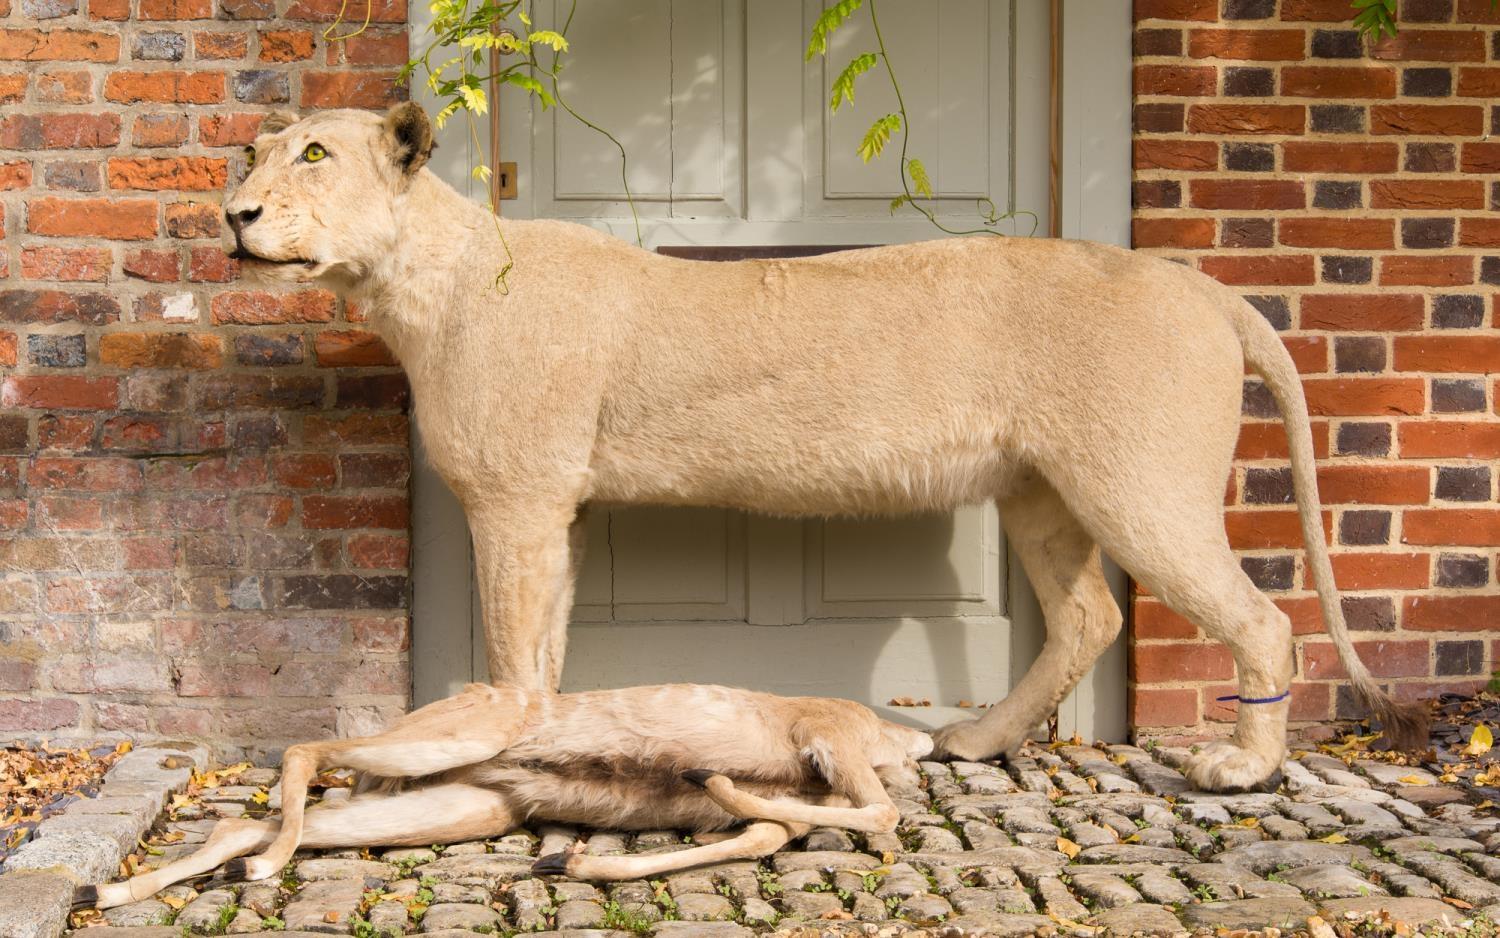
[79,683,933,910]
[220,103,1427,793]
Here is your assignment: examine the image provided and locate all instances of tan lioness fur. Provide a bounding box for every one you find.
[79,683,932,908]
[222,104,1425,793]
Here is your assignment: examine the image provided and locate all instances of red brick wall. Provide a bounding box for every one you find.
[0,0,411,757]
[1131,0,1500,740]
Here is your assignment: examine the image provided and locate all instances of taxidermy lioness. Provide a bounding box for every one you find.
[77,683,931,909]
[222,103,1424,792]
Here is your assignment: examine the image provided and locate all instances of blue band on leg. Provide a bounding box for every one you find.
[1215,690,1290,705]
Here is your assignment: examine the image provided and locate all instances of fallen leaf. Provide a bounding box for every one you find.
[1319,833,1348,844]
[1442,897,1473,910]
[1056,836,1081,859]
[1305,915,1336,938]
[1398,775,1430,786]
[1465,724,1492,757]
[1238,817,1260,828]
[160,895,187,910]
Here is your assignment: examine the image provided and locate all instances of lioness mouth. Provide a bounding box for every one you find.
[229,248,317,267]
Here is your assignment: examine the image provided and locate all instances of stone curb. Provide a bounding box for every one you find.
[0,744,210,938]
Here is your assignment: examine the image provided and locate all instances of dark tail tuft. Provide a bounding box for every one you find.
[1366,690,1430,751]
[71,885,98,911]
[531,853,571,876]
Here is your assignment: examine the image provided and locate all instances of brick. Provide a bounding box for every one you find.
[187,246,238,282]
[1431,294,1485,327]
[1200,254,1315,285]
[1457,0,1500,21]
[1282,66,1398,98]
[1402,509,1500,545]
[1132,217,1216,249]
[20,246,111,282]
[1394,335,1500,372]
[1305,640,1428,678]
[164,202,220,239]
[1189,179,1303,210]
[122,248,180,282]
[0,334,15,368]
[1430,378,1486,413]
[333,30,406,65]
[1223,65,1275,95]
[1280,218,1393,250]
[1134,180,1182,209]
[1282,141,1398,174]
[29,197,157,240]
[286,0,403,21]
[210,290,337,324]
[194,31,249,59]
[1317,464,1430,504]
[1129,688,1201,728]
[1403,66,1454,97]
[132,113,189,147]
[139,0,211,15]
[0,290,119,324]
[1,375,117,409]
[1437,554,1491,589]
[1186,103,1305,134]
[0,697,79,731]
[1370,178,1485,210]
[1132,642,1234,682]
[1460,142,1500,174]
[299,71,404,108]
[131,30,185,60]
[1371,104,1485,135]
[1322,256,1373,284]
[104,70,224,104]
[0,28,120,62]
[302,494,405,529]
[1370,29,1486,61]
[1435,465,1491,501]
[1340,509,1392,546]
[1225,509,1332,548]
[199,112,264,147]
[1300,293,1423,332]
[107,156,227,191]
[1406,142,1457,173]
[1403,594,1500,630]
[232,69,289,104]
[1134,139,1218,170]
[1310,103,1366,133]
[88,0,128,18]
[0,75,24,103]
[309,330,394,367]
[1313,180,1363,209]
[1456,66,1500,96]
[1302,377,1426,415]
[1135,102,1185,133]
[0,112,120,149]
[1333,419,1390,453]
[34,69,92,103]
[1436,640,1485,675]
[1311,28,1363,58]
[1224,142,1274,172]
[258,29,314,61]
[1221,217,1274,248]
[1187,28,1305,60]
[1235,419,1330,459]
[1334,336,1387,374]
[277,574,406,610]
[1282,0,1356,19]
[1380,255,1474,286]
[1401,421,1500,458]
[99,333,223,369]
[44,160,102,192]
[304,413,406,446]
[28,333,86,368]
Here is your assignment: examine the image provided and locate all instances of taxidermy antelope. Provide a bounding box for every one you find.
[76,683,932,910]
[222,103,1427,793]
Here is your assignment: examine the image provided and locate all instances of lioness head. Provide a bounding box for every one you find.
[222,103,435,285]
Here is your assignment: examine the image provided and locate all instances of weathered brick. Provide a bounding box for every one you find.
[2,375,118,409]
[122,248,180,282]
[1372,103,1485,135]
[1188,28,1305,60]
[19,245,111,282]
[34,69,92,103]
[210,290,337,324]
[1200,254,1315,285]
[99,332,224,369]
[194,31,250,58]
[104,69,225,104]
[0,112,120,149]
[1282,66,1398,98]
[131,112,189,147]
[108,155,228,190]
[28,197,157,239]
[0,28,121,62]
[258,28,314,61]
[299,71,404,108]
[0,289,120,323]
[164,201,221,238]
[1187,103,1305,133]
[1280,218,1393,250]
[1282,141,1397,173]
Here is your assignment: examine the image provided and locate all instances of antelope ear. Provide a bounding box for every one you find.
[384,102,435,175]
[258,111,300,135]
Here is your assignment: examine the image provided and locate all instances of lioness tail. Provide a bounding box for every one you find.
[1229,302,1428,751]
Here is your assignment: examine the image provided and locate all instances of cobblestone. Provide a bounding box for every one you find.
[26,741,1500,935]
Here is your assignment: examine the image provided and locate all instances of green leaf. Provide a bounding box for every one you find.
[906,157,932,199]
[805,0,863,61]
[433,100,461,129]
[471,164,493,181]
[889,194,910,214]
[525,29,568,52]
[503,72,555,108]
[1350,0,1397,39]
[829,52,877,112]
[857,113,901,163]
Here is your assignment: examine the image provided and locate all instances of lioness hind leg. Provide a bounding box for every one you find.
[933,477,1122,763]
[1053,474,1293,793]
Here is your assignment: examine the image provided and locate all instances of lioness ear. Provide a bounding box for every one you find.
[258,111,300,135]
[384,102,435,176]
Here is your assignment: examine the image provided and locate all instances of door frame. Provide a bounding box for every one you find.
[408,0,1132,739]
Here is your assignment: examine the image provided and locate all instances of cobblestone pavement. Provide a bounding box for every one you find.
[39,732,1500,938]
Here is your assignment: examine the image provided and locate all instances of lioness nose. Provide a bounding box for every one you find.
[226,205,262,233]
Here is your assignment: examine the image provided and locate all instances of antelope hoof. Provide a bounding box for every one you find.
[532,852,572,876]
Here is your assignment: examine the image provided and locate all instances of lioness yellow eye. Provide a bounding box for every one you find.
[302,143,327,163]
[244,147,255,168]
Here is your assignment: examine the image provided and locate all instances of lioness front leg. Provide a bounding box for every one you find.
[468,501,582,690]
